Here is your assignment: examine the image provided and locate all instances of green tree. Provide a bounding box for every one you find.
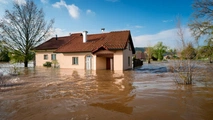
[167,48,177,59]
[0,0,54,67]
[189,0,213,63]
[198,40,213,63]
[152,42,167,61]
[181,42,196,59]
[0,42,9,62]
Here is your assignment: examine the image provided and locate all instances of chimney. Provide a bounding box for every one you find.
[56,35,58,40]
[101,28,105,33]
[82,31,88,43]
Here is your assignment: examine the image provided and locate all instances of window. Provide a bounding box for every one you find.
[44,55,48,60]
[128,56,130,66]
[51,54,56,60]
[72,57,78,65]
[126,40,131,51]
[129,42,131,51]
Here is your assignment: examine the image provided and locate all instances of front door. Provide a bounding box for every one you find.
[86,55,92,70]
[106,58,111,70]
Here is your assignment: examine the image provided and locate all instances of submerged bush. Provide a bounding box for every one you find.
[169,60,196,85]
[43,61,52,67]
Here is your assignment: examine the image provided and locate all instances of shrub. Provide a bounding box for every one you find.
[43,61,52,67]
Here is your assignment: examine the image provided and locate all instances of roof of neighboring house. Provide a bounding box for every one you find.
[35,30,135,54]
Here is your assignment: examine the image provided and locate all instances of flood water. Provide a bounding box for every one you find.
[0,62,213,120]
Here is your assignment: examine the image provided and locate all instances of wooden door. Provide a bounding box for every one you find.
[106,58,110,70]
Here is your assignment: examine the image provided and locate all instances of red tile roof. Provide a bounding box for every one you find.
[35,30,135,54]
[34,36,72,50]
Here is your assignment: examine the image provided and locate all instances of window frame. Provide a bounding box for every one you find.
[128,56,130,66]
[44,54,48,60]
[72,57,78,65]
[129,42,132,51]
[51,54,56,60]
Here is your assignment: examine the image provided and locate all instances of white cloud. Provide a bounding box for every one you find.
[0,0,8,4]
[66,4,79,19]
[54,28,70,37]
[135,25,143,28]
[86,9,95,16]
[41,0,48,4]
[162,20,173,23]
[52,0,80,19]
[52,0,65,8]
[133,27,194,49]
[14,0,26,5]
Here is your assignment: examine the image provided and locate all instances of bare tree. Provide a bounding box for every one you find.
[0,0,54,67]
[145,46,153,64]
[189,0,213,41]
[176,15,186,49]
[189,0,213,63]
[170,16,196,85]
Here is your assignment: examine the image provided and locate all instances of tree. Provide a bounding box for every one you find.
[145,47,153,64]
[189,0,213,62]
[0,41,10,62]
[181,42,196,59]
[198,40,213,63]
[167,48,177,59]
[0,0,54,67]
[170,16,196,85]
[152,42,167,61]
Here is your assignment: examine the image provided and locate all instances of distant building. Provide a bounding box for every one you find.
[134,47,147,60]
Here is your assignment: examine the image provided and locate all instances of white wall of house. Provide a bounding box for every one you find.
[57,52,94,69]
[123,41,133,70]
[35,47,132,70]
[113,50,123,70]
[35,50,55,67]
[123,48,133,70]
[36,51,96,69]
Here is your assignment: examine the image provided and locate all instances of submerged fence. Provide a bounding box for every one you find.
[133,59,143,68]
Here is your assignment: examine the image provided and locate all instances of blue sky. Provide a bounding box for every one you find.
[0,0,195,48]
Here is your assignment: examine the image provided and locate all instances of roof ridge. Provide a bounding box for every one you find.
[110,30,130,33]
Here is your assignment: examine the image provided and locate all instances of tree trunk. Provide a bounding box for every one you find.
[148,58,151,64]
[24,60,28,67]
[209,57,212,63]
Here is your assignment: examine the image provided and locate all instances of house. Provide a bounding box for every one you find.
[134,47,147,60]
[34,30,135,70]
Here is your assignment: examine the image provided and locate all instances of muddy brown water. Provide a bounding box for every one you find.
[0,63,213,120]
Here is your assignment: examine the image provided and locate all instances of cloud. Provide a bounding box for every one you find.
[52,0,80,19]
[162,20,173,23]
[0,0,8,4]
[133,27,193,48]
[52,0,65,8]
[41,0,48,4]
[86,9,95,16]
[14,0,26,5]
[135,25,143,28]
[54,28,70,36]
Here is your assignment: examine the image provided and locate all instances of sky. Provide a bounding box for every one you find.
[0,0,195,48]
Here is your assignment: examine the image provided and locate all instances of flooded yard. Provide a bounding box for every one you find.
[0,62,213,120]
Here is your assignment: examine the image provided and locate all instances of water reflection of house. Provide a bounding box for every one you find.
[92,70,135,114]
[35,30,135,70]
